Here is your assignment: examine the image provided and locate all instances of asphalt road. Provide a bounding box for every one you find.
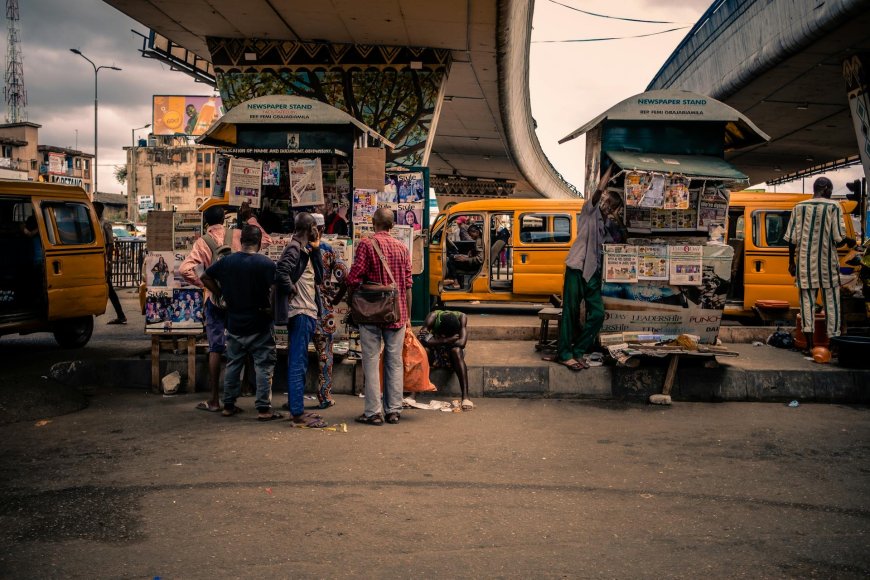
[0,392,868,579]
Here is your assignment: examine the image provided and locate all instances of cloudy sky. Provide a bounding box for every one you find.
[12,0,861,195]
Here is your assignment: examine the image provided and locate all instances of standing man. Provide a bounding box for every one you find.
[785,176,856,352]
[275,212,328,428]
[311,213,348,409]
[554,165,616,371]
[93,202,127,325]
[347,208,413,426]
[200,225,280,420]
[180,205,230,413]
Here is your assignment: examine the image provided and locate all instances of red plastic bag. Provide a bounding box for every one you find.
[380,330,438,393]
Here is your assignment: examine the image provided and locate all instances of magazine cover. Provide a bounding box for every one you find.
[663,175,690,210]
[289,158,324,207]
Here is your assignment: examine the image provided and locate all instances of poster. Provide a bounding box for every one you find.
[637,245,669,281]
[145,288,205,334]
[669,244,703,285]
[389,225,413,255]
[381,175,399,203]
[262,161,281,186]
[173,211,202,252]
[228,157,263,208]
[289,158,324,208]
[624,172,665,208]
[603,245,638,283]
[212,154,230,200]
[663,175,690,210]
[143,251,176,288]
[397,201,424,231]
[352,189,378,224]
[397,172,426,202]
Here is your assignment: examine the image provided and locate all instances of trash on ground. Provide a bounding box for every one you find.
[34,419,51,427]
[788,400,800,408]
[161,370,181,395]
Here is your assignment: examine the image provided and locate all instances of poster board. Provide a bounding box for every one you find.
[143,249,204,334]
[147,211,175,252]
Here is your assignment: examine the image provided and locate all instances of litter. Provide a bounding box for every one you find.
[787,400,800,408]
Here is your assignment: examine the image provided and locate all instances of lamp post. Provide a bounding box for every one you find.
[70,49,121,196]
[130,123,150,220]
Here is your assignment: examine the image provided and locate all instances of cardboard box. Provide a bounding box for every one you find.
[352,147,386,191]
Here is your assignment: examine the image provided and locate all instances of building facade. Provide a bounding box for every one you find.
[0,122,41,181]
[125,135,217,220]
[38,145,94,194]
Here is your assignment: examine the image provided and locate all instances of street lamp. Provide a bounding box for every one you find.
[130,123,150,220]
[70,48,121,196]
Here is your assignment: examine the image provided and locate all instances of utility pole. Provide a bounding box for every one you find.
[4,0,27,122]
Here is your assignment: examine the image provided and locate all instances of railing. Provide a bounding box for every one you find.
[112,239,147,288]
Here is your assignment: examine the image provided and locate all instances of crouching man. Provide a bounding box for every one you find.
[200,225,281,421]
[418,310,472,410]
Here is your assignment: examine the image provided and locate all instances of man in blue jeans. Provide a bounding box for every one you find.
[200,225,280,420]
[275,212,327,428]
[346,207,413,426]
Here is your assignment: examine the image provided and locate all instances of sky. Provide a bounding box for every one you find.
[10,0,865,196]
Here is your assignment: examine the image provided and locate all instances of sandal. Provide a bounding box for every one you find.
[355,413,384,426]
[291,415,328,428]
[557,358,588,371]
[257,411,284,422]
[221,406,244,417]
[385,412,400,424]
[195,401,221,413]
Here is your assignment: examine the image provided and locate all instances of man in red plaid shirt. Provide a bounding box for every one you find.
[347,207,413,426]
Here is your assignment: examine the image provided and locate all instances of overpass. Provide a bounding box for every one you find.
[647,0,870,186]
[103,0,578,199]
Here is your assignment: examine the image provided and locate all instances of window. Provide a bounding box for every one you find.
[205,153,211,163]
[30,160,37,170]
[518,213,571,243]
[74,158,82,169]
[155,175,163,186]
[197,179,203,189]
[181,176,190,189]
[752,210,790,247]
[84,159,89,171]
[1,145,11,157]
[197,152,203,163]
[44,202,95,245]
[205,178,211,189]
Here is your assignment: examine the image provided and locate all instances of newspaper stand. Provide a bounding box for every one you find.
[559,90,770,392]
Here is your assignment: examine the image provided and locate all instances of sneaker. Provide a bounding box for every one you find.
[107,318,127,325]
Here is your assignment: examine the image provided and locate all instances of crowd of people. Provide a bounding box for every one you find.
[175,203,470,427]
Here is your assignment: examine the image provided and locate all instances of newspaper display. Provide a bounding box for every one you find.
[228,157,263,208]
[212,154,230,200]
[625,207,652,231]
[289,158,324,207]
[624,171,650,207]
[697,187,729,232]
[668,244,703,285]
[261,233,292,261]
[663,175,690,210]
[603,244,638,283]
[173,211,202,252]
[636,245,669,281]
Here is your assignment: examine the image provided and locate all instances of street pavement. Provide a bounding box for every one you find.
[0,390,868,578]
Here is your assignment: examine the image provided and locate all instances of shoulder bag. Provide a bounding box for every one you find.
[350,238,401,325]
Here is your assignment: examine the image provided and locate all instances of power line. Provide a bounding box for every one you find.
[532,26,689,43]
[546,0,682,25]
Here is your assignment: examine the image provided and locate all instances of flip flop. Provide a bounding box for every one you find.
[291,416,328,428]
[195,401,221,413]
[461,399,474,411]
[221,406,244,417]
[557,359,587,371]
[257,411,284,422]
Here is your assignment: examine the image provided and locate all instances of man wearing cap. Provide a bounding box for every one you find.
[785,176,856,352]
[311,213,348,409]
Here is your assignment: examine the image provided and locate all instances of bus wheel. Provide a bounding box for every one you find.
[53,316,94,349]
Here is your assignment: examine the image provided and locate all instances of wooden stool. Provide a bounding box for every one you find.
[150,334,197,394]
[536,307,562,352]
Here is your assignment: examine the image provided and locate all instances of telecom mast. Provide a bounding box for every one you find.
[4,0,26,122]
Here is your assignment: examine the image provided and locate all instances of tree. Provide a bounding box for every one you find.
[114,165,127,185]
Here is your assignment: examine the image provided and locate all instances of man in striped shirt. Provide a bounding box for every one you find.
[784,177,856,350]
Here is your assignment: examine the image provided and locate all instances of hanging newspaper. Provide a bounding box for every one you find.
[228,157,263,208]
[697,186,729,228]
[389,225,413,255]
[637,245,669,281]
[261,233,292,262]
[603,244,638,283]
[289,158,324,207]
[624,172,649,207]
[668,244,703,285]
[663,175,690,210]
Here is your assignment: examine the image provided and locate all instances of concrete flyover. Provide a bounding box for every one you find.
[104,0,578,199]
[647,0,870,185]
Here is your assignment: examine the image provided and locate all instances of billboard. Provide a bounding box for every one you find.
[152,95,224,136]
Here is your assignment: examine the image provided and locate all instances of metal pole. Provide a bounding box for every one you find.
[94,67,98,194]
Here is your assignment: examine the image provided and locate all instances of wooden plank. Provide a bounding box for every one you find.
[187,336,196,393]
[151,336,160,394]
[662,354,680,396]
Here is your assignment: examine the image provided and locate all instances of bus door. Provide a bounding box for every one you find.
[441,213,485,294]
[489,212,513,292]
[511,211,573,296]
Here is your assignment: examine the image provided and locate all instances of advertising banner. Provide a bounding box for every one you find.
[48,152,64,175]
[152,95,224,136]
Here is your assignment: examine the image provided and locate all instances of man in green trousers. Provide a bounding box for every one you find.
[555,165,618,371]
